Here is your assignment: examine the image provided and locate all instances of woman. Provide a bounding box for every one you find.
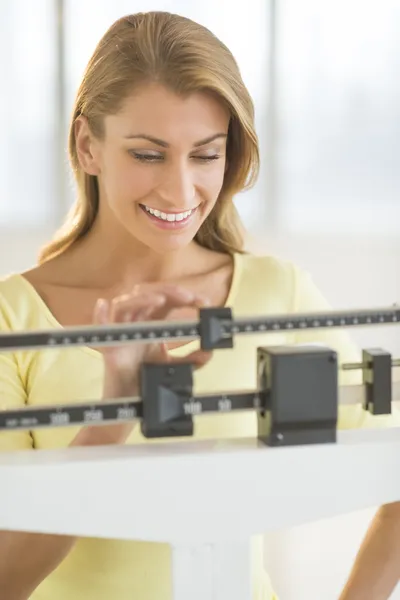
[0,11,398,600]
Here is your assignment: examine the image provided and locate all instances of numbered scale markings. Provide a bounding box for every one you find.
[0,306,399,352]
[0,393,258,432]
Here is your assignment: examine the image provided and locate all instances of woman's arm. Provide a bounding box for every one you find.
[0,529,78,600]
[339,502,400,600]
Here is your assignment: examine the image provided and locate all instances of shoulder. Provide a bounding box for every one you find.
[234,252,329,314]
[0,272,39,330]
[235,252,299,305]
[238,252,296,286]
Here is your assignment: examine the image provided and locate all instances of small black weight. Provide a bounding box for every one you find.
[140,363,194,438]
[362,348,392,415]
[199,307,234,350]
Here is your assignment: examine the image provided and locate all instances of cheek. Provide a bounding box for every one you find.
[104,155,156,201]
[196,163,226,197]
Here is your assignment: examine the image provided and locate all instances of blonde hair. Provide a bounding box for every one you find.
[38,11,259,263]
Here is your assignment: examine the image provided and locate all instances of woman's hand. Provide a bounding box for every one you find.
[93,283,211,399]
[72,283,211,447]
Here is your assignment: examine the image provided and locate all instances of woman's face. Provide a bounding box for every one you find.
[77,83,230,254]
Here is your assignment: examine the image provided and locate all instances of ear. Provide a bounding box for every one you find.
[74,115,101,175]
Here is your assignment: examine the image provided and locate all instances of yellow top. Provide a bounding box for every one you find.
[0,252,398,600]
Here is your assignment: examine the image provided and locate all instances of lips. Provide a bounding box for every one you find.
[139,204,197,229]
[140,204,197,223]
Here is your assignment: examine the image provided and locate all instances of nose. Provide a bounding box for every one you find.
[157,160,196,209]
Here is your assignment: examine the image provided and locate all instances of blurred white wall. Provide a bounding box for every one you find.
[1,1,400,599]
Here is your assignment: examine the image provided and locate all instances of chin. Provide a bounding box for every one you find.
[129,229,198,254]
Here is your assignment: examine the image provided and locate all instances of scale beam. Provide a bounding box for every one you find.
[1,381,400,433]
[0,345,398,448]
[0,305,399,352]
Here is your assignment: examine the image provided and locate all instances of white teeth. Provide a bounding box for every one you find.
[144,205,194,222]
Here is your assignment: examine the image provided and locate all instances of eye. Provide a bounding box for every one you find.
[192,155,221,163]
[129,151,164,162]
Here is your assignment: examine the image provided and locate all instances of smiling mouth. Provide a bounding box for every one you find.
[139,204,198,223]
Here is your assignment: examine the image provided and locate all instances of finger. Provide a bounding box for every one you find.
[109,293,166,323]
[144,294,211,321]
[178,349,212,369]
[156,349,212,370]
[193,294,211,308]
[133,283,211,309]
[102,286,211,325]
[157,342,171,362]
[109,288,194,323]
[93,298,110,324]
[132,282,196,299]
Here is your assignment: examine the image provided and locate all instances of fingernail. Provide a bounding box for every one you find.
[95,298,109,323]
[148,293,165,306]
[196,296,211,307]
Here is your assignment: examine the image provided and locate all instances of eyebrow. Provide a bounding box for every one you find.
[123,133,228,148]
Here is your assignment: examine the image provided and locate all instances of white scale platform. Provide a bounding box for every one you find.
[1,426,400,599]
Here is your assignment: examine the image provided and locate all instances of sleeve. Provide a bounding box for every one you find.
[0,293,34,451]
[291,265,400,430]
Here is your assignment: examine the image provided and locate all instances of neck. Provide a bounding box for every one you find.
[62,212,206,291]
